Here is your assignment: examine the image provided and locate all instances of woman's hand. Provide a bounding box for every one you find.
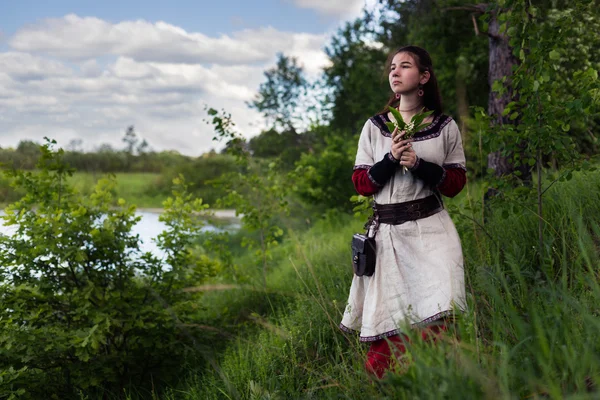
[391,129,417,169]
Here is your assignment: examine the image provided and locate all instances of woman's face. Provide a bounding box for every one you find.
[388,52,426,95]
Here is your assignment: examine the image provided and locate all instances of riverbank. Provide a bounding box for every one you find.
[136,208,239,220]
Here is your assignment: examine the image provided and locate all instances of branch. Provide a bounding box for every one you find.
[540,169,573,196]
[472,14,480,36]
[444,4,488,13]
[444,4,490,37]
[455,211,495,242]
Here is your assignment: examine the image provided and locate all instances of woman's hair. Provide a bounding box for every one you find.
[379,45,443,116]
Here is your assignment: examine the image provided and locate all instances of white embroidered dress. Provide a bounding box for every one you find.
[340,113,467,342]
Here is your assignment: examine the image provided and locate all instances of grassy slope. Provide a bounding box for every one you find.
[164,171,600,399]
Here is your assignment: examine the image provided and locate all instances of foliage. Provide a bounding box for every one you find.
[248,128,317,167]
[322,16,390,135]
[205,108,289,286]
[67,172,165,209]
[248,53,309,133]
[482,0,600,262]
[0,140,192,174]
[0,139,218,398]
[290,130,357,213]
[147,152,239,206]
[488,0,599,171]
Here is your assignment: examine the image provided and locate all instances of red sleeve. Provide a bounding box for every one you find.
[352,168,381,196]
[438,168,466,198]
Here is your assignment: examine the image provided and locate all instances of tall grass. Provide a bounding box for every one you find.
[163,170,600,400]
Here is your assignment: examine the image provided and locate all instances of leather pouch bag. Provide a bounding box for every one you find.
[351,233,376,276]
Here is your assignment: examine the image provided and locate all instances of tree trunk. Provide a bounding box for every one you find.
[486,11,519,177]
[485,11,534,196]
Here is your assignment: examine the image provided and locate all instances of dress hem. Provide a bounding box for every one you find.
[339,310,458,342]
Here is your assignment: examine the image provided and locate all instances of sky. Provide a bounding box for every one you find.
[0,0,375,156]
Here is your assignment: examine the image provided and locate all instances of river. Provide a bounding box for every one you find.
[0,209,240,257]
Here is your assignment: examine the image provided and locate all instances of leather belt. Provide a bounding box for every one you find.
[374,195,443,225]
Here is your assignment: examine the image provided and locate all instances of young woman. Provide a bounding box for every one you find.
[339,45,467,379]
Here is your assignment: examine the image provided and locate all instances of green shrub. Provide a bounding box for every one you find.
[0,140,219,399]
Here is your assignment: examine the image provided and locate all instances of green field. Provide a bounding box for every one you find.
[67,172,167,209]
[0,172,168,209]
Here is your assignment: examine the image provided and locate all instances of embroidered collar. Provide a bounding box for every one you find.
[369,113,452,142]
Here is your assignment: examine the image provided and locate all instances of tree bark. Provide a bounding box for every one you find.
[486,11,519,177]
[484,10,534,185]
[446,4,520,177]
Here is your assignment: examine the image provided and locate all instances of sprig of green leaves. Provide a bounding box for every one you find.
[385,106,434,139]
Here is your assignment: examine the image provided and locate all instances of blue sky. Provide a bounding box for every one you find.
[2,0,338,37]
[0,0,372,155]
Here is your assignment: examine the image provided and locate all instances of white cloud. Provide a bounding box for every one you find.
[0,53,269,155]
[0,13,346,156]
[9,14,329,68]
[291,0,365,17]
[0,52,71,81]
[79,59,103,78]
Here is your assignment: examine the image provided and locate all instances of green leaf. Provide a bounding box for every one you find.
[410,109,433,126]
[388,105,403,121]
[388,106,407,130]
[549,50,560,60]
[510,112,519,120]
[385,122,397,132]
[492,80,505,93]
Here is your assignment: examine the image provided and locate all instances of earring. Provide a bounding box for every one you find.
[395,93,400,99]
[418,84,424,97]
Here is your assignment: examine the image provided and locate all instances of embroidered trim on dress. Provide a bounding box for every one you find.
[339,310,458,342]
[386,152,400,163]
[443,163,467,171]
[435,168,447,188]
[367,168,384,187]
[412,116,452,142]
[369,114,452,142]
[353,164,372,170]
[339,323,355,334]
[409,155,421,171]
[369,115,390,136]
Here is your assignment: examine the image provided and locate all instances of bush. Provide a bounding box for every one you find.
[146,153,238,206]
[291,133,356,213]
[0,140,219,399]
